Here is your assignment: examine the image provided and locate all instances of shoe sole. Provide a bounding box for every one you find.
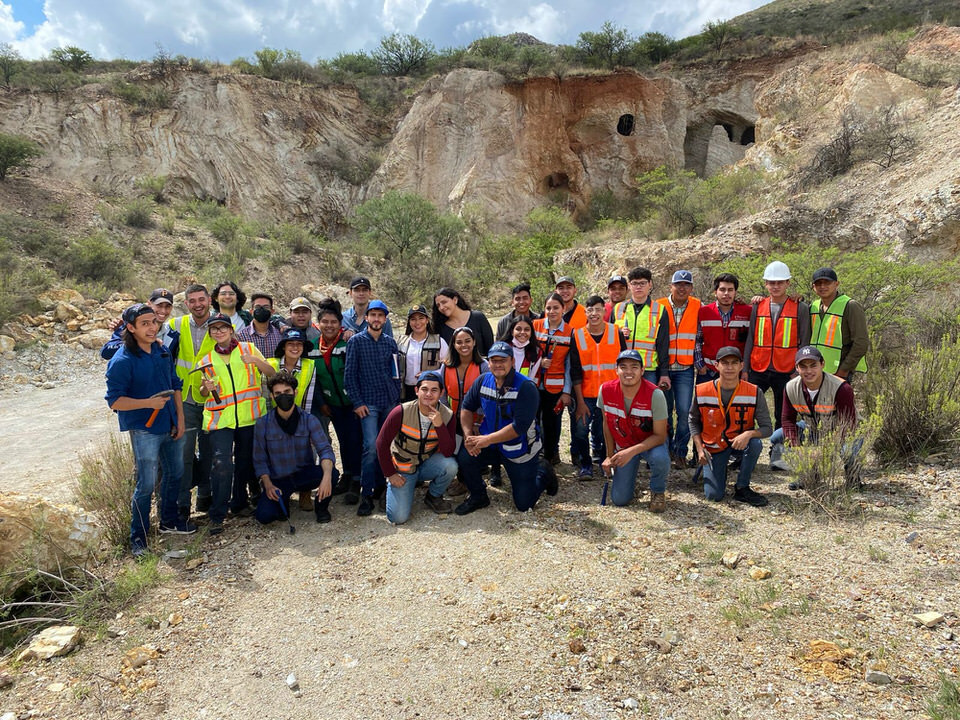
[159,528,198,535]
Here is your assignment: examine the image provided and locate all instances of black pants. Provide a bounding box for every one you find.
[538,389,564,460]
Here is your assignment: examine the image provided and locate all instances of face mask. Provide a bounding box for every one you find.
[513,339,529,348]
[274,394,296,411]
[253,306,271,323]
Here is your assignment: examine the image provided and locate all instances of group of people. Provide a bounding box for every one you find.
[104,264,869,557]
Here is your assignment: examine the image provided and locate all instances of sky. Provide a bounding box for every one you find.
[1,0,769,63]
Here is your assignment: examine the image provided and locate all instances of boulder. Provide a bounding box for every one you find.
[0,335,14,353]
[54,302,83,323]
[36,289,84,310]
[75,328,112,350]
[17,625,81,661]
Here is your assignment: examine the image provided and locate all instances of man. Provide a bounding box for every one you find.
[555,276,587,329]
[169,283,215,517]
[455,341,558,515]
[613,267,671,389]
[254,371,338,525]
[598,350,670,510]
[495,282,541,338]
[286,297,321,345]
[603,275,628,322]
[196,313,276,534]
[343,300,401,517]
[695,273,752,381]
[809,267,869,380]
[570,295,626,479]
[237,293,285,359]
[656,270,702,470]
[211,281,251,330]
[743,260,810,471]
[376,371,457,524]
[342,277,394,339]
[769,346,861,490]
[101,288,179,361]
[690,346,772,507]
[105,304,195,559]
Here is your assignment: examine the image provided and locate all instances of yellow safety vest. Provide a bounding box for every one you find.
[614,301,661,369]
[199,343,267,430]
[170,315,215,404]
[267,357,316,410]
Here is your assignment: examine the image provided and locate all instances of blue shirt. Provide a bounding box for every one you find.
[105,342,183,433]
[253,409,335,480]
[342,306,394,338]
[460,369,539,439]
[101,323,179,364]
[344,329,401,410]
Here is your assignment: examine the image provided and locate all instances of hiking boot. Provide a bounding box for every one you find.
[547,452,562,466]
[315,506,332,524]
[299,491,314,511]
[357,495,375,517]
[578,465,594,481]
[788,480,805,491]
[454,494,491,516]
[488,469,503,487]
[424,493,453,514]
[159,520,198,535]
[195,495,212,513]
[344,477,361,505]
[769,443,789,472]
[131,541,148,560]
[541,460,559,496]
[733,487,769,507]
[208,522,224,536]
[446,478,469,496]
[230,505,254,518]
[649,492,666,513]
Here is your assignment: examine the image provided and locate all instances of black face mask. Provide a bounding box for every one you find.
[274,394,296,411]
[253,306,272,323]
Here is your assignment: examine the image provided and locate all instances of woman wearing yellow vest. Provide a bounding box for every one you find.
[197,313,276,535]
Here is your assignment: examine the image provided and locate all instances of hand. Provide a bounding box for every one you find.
[145,395,170,410]
[620,326,631,338]
[750,295,763,305]
[342,330,355,340]
[740,370,749,381]
[240,352,257,365]
[264,481,280,501]
[200,378,218,395]
[698,447,711,466]
[658,376,672,391]
[425,406,442,427]
[730,432,752,451]
[575,401,591,423]
[387,473,406,488]
[108,317,123,332]
[601,457,614,476]
[354,405,369,418]
[464,434,486,456]
[541,356,552,370]
[171,418,185,441]
[697,368,706,376]
[606,448,634,468]
[317,475,333,501]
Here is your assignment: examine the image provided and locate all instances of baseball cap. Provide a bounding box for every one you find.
[812,267,838,283]
[407,304,429,319]
[417,370,444,386]
[206,313,233,328]
[366,299,389,316]
[149,288,174,305]
[487,341,512,358]
[350,277,371,290]
[122,303,155,325]
[289,296,312,311]
[555,276,576,286]
[607,275,628,287]
[671,270,693,284]
[716,346,742,361]
[616,349,644,365]
[795,345,824,364]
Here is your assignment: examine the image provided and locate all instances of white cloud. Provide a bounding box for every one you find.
[490,3,565,43]
[0,3,24,43]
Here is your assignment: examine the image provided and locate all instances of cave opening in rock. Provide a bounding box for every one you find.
[740,126,755,145]
[719,123,733,141]
[617,114,635,136]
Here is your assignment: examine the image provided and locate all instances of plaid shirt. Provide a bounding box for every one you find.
[237,321,284,360]
[344,329,401,410]
[253,409,335,480]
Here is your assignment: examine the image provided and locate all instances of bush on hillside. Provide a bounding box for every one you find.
[0,133,42,181]
[350,191,464,261]
[74,434,134,550]
[64,233,130,286]
[122,198,154,229]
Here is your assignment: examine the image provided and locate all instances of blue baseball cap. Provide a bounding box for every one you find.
[795,345,824,364]
[487,341,512,358]
[616,349,644,365]
[417,370,444,386]
[365,299,389,316]
[671,270,693,284]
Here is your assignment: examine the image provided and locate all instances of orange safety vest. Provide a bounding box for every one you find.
[658,296,701,366]
[565,302,587,330]
[574,324,620,398]
[698,302,752,370]
[533,319,573,393]
[390,400,453,474]
[695,379,758,453]
[444,363,481,418]
[599,378,658,451]
[750,297,799,373]
[199,342,267,431]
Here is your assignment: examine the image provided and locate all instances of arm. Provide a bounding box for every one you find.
[171,390,185,440]
[343,338,367,416]
[837,301,869,377]
[306,414,336,499]
[694,320,705,373]
[834,382,857,428]
[689,395,710,466]
[742,305,758,377]
[99,323,125,361]
[796,302,811,348]
[436,412,457,457]
[568,345,589,422]
[752,388,773,439]
[376,405,404,480]
[241,346,275,377]
[605,391,668,468]
[476,313,494,357]
[781,389,800,446]
[253,419,281,500]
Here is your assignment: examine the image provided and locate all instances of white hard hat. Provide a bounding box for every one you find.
[763,261,791,281]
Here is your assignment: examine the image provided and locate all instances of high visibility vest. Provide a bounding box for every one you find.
[695,379,758,454]
[751,298,799,373]
[199,342,267,431]
[390,400,453,474]
[564,302,587,330]
[397,333,443,381]
[477,371,542,462]
[698,302,752,370]
[532,319,573,393]
[268,357,316,410]
[170,315,215,404]
[785,372,847,441]
[613,300,662,369]
[314,338,350,408]
[599,378,658,452]
[658,296,701,366]
[574,324,620,398]
[811,295,867,375]
[444,363,481,418]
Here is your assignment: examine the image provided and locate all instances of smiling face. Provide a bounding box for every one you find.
[415,380,442,410]
[608,282,627,304]
[149,300,172,324]
[796,358,824,387]
[813,278,839,303]
[284,340,304,361]
[616,359,644,387]
[555,282,576,304]
[215,285,237,312]
[512,290,532,316]
[671,282,692,304]
[207,322,233,346]
[512,320,532,344]
[127,312,158,345]
[366,309,386,332]
[408,313,428,336]
[434,294,457,318]
[715,281,737,310]
[453,330,475,359]
[585,302,605,330]
[186,290,210,322]
[544,298,563,325]
[318,312,341,341]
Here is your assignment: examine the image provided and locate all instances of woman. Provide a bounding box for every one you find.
[532,293,574,466]
[269,328,317,411]
[443,326,488,495]
[432,287,494,357]
[397,304,449,402]
[499,316,542,380]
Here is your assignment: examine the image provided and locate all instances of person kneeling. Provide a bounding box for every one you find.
[376,371,457,524]
[254,371,338,525]
[599,350,670,511]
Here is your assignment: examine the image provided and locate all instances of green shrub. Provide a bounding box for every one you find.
[111,80,171,111]
[349,191,464,261]
[269,223,317,254]
[136,175,167,202]
[74,434,135,550]
[123,198,154,228]
[209,213,243,244]
[927,673,960,720]
[0,132,42,181]
[516,206,580,300]
[64,233,130,286]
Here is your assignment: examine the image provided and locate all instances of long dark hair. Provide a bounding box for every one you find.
[444,326,483,368]
[498,316,540,365]
[405,310,435,336]
[432,287,471,331]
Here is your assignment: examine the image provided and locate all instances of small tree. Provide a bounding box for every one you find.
[350,191,461,260]
[254,47,282,76]
[0,133,42,181]
[702,20,737,57]
[635,32,678,64]
[0,43,23,86]
[373,33,435,75]
[50,46,94,72]
[576,21,633,70]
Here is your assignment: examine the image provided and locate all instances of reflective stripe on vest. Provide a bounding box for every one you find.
[613,301,661,369]
[785,373,846,441]
[811,295,867,375]
[268,357,316,409]
[599,378,657,451]
[397,334,443,380]
[533,319,573,393]
[575,323,620,398]
[390,400,452,474]
[200,342,266,430]
[477,372,541,462]
[698,302,752,369]
[171,315,216,404]
[696,379,758,453]
[751,298,799,373]
[658,296,701,366]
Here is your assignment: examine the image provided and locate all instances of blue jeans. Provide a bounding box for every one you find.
[770,422,863,473]
[458,445,549,511]
[572,397,605,467]
[609,442,670,506]
[702,438,762,501]
[206,425,255,524]
[359,406,391,496]
[664,366,694,461]
[130,430,185,548]
[255,466,340,524]
[386,453,458,524]
[179,402,211,514]
[317,404,362,478]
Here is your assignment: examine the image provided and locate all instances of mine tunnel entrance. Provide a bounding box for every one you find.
[683,112,757,177]
[617,114,635,136]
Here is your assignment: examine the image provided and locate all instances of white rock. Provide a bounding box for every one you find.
[721,551,741,569]
[286,673,299,690]
[0,334,15,353]
[17,625,80,661]
[622,698,640,710]
[914,612,945,628]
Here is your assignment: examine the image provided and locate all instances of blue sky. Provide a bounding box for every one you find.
[1,0,768,62]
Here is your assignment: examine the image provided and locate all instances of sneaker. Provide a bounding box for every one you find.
[299,491,314,511]
[446,479,469,496]
[578,465,594,481]
[454,494,491,516]
[770,459,790,472]
[159,520,198,535]
[424,493,453,514]
[649,492,666,513]
[733,487,769,507]
[131,541,148,560]
[195,496,212,513]
[315,507,332,524]
[344,490,360,505]
[788,480,805,491]
[208,522,224,536]
[357,495,375,517]
[541,460,559,496]
[488,470,503,487]
[769,444,789,472]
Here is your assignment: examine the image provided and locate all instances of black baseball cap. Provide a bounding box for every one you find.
[206,313,233,328]
[716,346,742,361]
[607,275,628,287]
[350,277,371,290]
[555,276,576,286]
[795,346,824,364]
[149,288,174,305]
[812,267,838,283]
[122,303,155,325]
[407,304,429,319]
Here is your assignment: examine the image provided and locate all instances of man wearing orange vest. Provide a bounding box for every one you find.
[376,371,457,524]
[695,273,752,382]
[743,260,810,471]
[555,276,588,330]
[690,346,772,506]
[598,350,670,511]
[657,270,702,470]
[570,295,627,479]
